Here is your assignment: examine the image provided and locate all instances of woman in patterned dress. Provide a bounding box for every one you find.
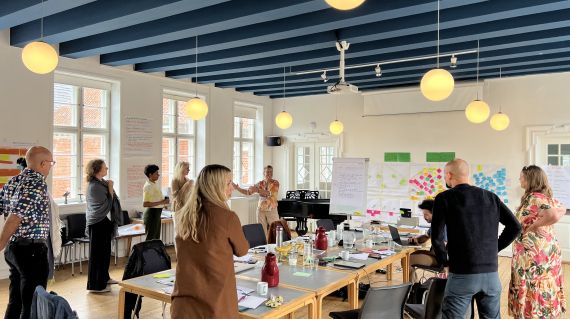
[509,165,567,318]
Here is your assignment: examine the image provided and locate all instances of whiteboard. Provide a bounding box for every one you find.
[330,158,369,216]
[540,165,570,207]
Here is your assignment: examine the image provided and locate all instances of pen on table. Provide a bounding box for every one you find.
[238,294,248,302]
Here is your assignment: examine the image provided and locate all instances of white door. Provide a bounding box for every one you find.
[293,142,336,199]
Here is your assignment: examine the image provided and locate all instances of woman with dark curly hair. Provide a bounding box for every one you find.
[85,159,123,293]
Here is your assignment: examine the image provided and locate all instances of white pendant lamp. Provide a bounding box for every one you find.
[22,0,58,74]
[325,0,365,10]
[421,0,454,101]
[185,36,208,120]
[276,67,292,129]
[490,68,509,130]
[330,98,344,134]
[465,40,489,123]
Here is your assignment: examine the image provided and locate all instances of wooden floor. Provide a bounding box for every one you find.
[0,247,569,319]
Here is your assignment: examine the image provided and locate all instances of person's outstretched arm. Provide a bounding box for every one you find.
[431,195,448,267]
[497,200,522,252]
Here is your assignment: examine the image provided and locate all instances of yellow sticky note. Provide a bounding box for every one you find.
[417,192,421,196]
[439,185,443,189]
[0,177,8,183]
[354,212,362,216]
[477,165,482,172]
[0,155,9,161]
[423,168,428,172]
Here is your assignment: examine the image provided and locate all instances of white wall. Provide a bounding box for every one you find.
[0,29,273,278]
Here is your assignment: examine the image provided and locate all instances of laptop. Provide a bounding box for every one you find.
[388,225,421,247]
[334,260,365,269]
[234,262,255,273]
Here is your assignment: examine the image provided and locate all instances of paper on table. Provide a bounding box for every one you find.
[313,249,326,255]
[238,296,267,309]
[347,253,369,260]
[374,250,396,255]
[162,287,174,294]
[237,286,255,295]
[157,277,176,285]
[234,255,253,262]
[293,272,313,277]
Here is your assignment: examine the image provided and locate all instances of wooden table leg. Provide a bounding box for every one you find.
[315,295,324,319]
[118,288,126,319]
[127,237,133,256]
[348,280,358,310]
[307,298,316,319]
[402,254,410,283]
[387,263,393,280]
[286,311,295,319]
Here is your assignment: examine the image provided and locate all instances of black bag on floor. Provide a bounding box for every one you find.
[408,277,438,304]
[335,282,370,301]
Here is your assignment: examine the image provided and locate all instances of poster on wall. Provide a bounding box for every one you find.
[125,116,153,158]
[471,164,508,203]
[126,163,148,200]
[409,163,447,199]
[540,165,570,207]
[0,140,37,188]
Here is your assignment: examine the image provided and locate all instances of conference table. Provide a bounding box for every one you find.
[118,236,427,319]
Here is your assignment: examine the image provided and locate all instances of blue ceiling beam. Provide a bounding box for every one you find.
[101,0,486,66]
[0,0,96,31]
[10,0,231,47]
[135,0,569,73]
[58,0,332,58]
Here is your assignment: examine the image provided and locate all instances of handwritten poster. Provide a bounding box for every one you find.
[126,164,148,200]
[331,161,366,207]
[125,116,153,158]
[541,165,570,207]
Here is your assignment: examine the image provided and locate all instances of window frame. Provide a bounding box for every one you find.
[53,83,111,203]
[233,116,255,187]
[161,95,201,189]
[546,142,570,166]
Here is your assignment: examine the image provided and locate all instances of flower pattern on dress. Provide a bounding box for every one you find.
[0,169,49,239]
[255,180,279,212]
[508,193,566,319]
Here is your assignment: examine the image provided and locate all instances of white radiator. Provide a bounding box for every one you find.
[248,197,258,224]
[161,222,175,246]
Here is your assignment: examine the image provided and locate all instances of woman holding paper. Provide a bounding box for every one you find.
[508,165,567,319]
[171,164,249,319]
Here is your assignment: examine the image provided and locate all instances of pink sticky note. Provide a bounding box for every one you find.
[367,210,373,214]
[419,185,424,190]
[409,180,413,184]
[437,169,442,173]
[430,179,434,183]
[420,176,424,180]
[389,212,394,216]
[428,190,433,194]
[373,210,381,215]
[428,174,433,178]
[414,180,420,185]
[437,175,442,179]
[423,182,427,186]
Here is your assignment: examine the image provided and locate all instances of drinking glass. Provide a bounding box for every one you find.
[388,239,396,251]
[343,231,355,249]
[310,258,319,270]
[288,253,298,266]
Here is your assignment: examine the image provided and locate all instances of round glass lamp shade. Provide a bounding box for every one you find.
[185,97,208,120]
[325,0,365,10]
[420,68,454,101]
[490,112,510,131]
[275,111,292,129]
[330,120,344,135]
[465,100,490,123]
[22,41,58,74]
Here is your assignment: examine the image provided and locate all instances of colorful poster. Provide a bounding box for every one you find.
[126,163,148,200]
[125,116,153,158]
[0,141,36,188]
[471,164,508,203]
[409,163,447,199]
[381,163,410,197]
[367,162,382,187]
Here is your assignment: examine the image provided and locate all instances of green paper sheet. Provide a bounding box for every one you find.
[293,272,313,277]
[397,153,411,162]
[426,152,455,162]
[384,153,398,162]
[153,274,171,278]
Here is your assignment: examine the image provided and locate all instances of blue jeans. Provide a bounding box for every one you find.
[443,272,501,319]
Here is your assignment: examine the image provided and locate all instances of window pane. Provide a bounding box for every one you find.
[52,179,73,199]
[163,99,175,133]
[53,156,75,178]
[162,138,175,189]
[548,156,559,165]
[177,101,194,134]
[178,138,194,178]
[83,88,103,107]
[83,106,106,128]
[54,83,75,104]
[54,84,77,127]
[54,104,75,126]
[83,134,105,156]
[241,118,254,139]
[234,117,240,138]
[54,133,76,156]
[561,144,570,155]
[548,144,559,155]
[562,156,570,166]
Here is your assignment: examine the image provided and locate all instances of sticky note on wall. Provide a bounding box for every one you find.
[0,177,8,183]
[0,155,10,161]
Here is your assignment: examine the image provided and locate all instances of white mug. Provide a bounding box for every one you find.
[365,239,373,248]
[329,230,336,240]
[267,244,276,253]
[341,250,350,261]
[257,282,268,295]
[328,236,334,247]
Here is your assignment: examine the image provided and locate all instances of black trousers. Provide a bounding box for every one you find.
[4,242,49,319]
[87,218,113,291]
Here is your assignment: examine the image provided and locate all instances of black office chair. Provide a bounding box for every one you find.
[405,278,447,319]
[132,241,171,319]
[57,225,74,271]
[242,224,267,248]
[329,282,412,319]
[411,263,446,284]
[66,214,90,276]
[316,219,335,232]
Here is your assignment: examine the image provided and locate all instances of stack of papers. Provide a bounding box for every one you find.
[234,255,253,263]
[339,253,369,260]
[157,277,176,286]
[248,245,267,253]
[162,287,174,294]
[374,249,396,256]
[237,287,265,310]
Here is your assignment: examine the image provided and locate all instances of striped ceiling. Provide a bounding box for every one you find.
[3,0,570,98]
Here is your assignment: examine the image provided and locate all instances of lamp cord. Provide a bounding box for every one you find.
[476,39,480,100]
[283,67,286,111]
[499,67,502,112]
[40,0,44,41]
[195,36,198,97]
[437,0,439,68]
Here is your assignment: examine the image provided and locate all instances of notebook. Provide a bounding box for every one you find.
[234,262,255,273]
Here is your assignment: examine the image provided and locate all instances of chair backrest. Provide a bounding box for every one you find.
[242,224,267,248]
[66,214,87,239]
[316,219,335,232]
[122,210,130,225]
[142,248,170,275]
[423,278,447,319]
[359,283,412,319]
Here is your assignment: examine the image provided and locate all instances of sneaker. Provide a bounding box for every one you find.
[107,278,119,284]
[89,287,111,293]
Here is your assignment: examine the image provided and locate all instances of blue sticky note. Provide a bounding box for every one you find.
[491,189,495,193]
[499,181,504,186]
[501,168,506,173]
[479,173,484,177]
[504,199,509,203]
[503,191,507,196]
[473,175,477,179]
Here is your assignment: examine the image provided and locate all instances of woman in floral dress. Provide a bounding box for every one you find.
[509,165,567,318]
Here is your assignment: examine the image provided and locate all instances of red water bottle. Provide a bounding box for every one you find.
[315,226,328,250]
[261,253,279,287]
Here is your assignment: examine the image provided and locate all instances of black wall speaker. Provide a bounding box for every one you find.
[267,136,282,147]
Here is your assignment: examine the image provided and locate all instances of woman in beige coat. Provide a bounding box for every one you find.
[170,161,193,212]
[171,164,249,319]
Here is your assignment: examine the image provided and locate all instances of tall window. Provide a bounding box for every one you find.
[547,144,570,166]
[53,83,109,200]
[233,117,254,186]
[162,96,199,189]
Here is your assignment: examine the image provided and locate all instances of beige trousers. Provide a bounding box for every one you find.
[409,251,439,283]
[257,209,279,236]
